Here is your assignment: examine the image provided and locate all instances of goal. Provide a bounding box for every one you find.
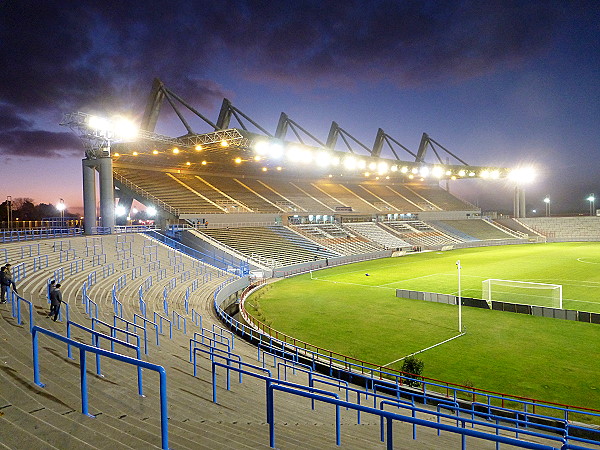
[482,279,562,309]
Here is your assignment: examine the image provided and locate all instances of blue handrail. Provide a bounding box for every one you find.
[9,290,34,333]
[31,326,169,449]
[66,320,143,396]
[267,384,559,450]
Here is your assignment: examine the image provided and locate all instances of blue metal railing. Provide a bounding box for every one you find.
[31,326,169,449]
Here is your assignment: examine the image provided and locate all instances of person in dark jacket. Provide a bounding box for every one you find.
[0,265,16,303]
[48,283,63,321]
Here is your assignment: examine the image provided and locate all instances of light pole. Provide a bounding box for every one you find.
[456,260,462,332]
[543,196,550,217]
[587,195,596,216]
[57,199,66,227]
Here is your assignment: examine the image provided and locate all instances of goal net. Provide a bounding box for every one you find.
[482,279,562,309]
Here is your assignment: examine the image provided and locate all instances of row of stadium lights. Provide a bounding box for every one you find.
[253,140,510,180]
[114,141,514,181]
[90,114,530,182]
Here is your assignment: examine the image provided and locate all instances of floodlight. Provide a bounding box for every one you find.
[411,167,418,174]
[357,159,366,169]
[270,143,284,159]
[87,115,109,131]
[112,117,138,140]
[152,150,159,155]
[432,166,444,178]
[113,153,120,157]
[56,200,66,212]
[408,174,414,179]
[419,166,429,177]
[458,170,466,177]
[286,145,303,162]
[587,195,595,202]
[195,145,202,151]
[254,141,269,155]
[445,170,452,176]
[132,151,138,156]
[186,161,191,166]
[469,172,475,177]
[276,166,282,171]
[400,166,408,174]
[331,156,340,166]
[234,157,242,164]
[300,149,313,164]
[316,151,331,168]
[220,140,229,147]
[543,197,550,204]
[172,148,180,154]
[132,207,138,214]
[343,156,357,170]
[201,160,207,165]
[490,170,500,179]
[262,167,268,172]
[115,205,126,217]
[391,165,398,172]
[254,155,261,161]
[508,167,536,184]
[377,162,388,174]
[368,162,377,171]
[480,170,490,178]
[146,206,157,217]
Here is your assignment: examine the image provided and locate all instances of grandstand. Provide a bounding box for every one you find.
[3,79,598,448]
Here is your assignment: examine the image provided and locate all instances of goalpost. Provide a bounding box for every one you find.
[482,279,562,309]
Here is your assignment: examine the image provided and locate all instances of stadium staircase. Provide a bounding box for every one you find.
[2,233,599,448]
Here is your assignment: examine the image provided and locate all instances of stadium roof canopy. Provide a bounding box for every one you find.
[61,78,511,183]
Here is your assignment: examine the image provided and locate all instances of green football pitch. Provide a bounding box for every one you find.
[247,243,600,416]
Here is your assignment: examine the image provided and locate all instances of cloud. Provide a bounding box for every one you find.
[0,128,82,158]
[0,0,589,159]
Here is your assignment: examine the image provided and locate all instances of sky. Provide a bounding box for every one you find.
[1,1,599,216]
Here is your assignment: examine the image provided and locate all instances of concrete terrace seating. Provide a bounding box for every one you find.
[519,217,600,240]
[292,223,384,256]
[2,234,513,450]
[343,222,411,250]
[410,185,478,211]
[114,168,222,214]
[494,218,540,237]
[432,219,517,241]
[383,221,461,248]
[195,226,338,267]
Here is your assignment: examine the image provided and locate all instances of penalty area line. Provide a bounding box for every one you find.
[382,332,466,368]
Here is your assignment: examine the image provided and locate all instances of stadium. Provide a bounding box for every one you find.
[1,79,600,449]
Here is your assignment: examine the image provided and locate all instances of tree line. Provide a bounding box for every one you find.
[0,198,78,222]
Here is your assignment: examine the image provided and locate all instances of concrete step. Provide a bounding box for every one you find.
[0,402,96,449]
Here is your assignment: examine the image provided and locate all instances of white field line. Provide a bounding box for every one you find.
[382,332,466,367]
[576,258,600,264]
[309,277,397,290]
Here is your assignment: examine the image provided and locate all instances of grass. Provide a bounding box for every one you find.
[247,243,600,417]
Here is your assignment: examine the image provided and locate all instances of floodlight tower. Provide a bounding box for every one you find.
[587,194,596,216]
[510,167,536,218]
[60,113,137,234]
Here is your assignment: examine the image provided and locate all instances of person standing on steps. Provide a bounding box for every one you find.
[48,283,63,321]
[1,264,17,303]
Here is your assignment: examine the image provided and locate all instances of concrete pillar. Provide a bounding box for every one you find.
[513,187,520,218]
[98,156,115,232]
[519,188,526,218]
[82,159,97,235]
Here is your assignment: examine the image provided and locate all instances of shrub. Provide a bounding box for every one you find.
[401,356,424,387]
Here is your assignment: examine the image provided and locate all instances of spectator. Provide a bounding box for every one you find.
[48,283,63,321]
[1,264,17,303]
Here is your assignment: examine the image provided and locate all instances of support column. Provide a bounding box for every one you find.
[513,187,520,218]
[82,159,97,235]
[98,156,115,232]
[519,188,526,218]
